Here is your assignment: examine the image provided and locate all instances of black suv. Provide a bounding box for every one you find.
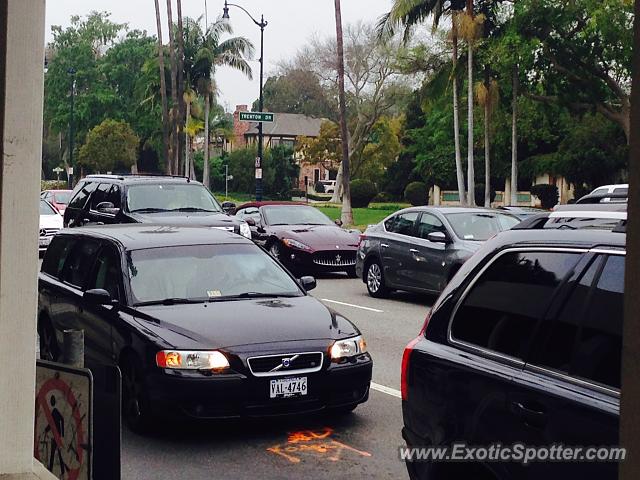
[402,228,623,480]
[64,175,251,238]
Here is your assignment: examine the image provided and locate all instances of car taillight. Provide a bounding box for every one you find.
[401,309,432,401]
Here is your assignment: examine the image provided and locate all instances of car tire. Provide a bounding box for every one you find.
[268,241,282,260]
[38,318,59,362]
[345,267,358,278]
[365,260,389,298]
[121,356,153,434]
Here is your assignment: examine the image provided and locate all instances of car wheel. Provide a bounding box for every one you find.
[269,241,282,260]
[121,357,153,433]
[366,260,389,298]
[345,267,358,278]
[38,318,59,362]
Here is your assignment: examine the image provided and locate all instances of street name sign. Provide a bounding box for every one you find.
[239,111,274,123]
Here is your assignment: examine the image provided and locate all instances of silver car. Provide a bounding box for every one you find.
[355,207,520,297]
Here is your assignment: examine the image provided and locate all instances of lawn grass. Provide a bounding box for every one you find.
[316,203,407,230]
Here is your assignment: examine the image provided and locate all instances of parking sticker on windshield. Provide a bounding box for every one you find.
[207,290,222,298]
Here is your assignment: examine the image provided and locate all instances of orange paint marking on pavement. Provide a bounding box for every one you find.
[267,427,372,464]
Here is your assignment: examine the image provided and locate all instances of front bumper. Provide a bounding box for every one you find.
[281,247,358,274]
[145,354,373,419]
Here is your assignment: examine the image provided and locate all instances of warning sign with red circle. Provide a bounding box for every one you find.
[34,360,92,480]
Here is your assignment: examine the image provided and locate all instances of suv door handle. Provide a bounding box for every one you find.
[381,243,389,248]
[409,249,420,254]
[510,402,547,427]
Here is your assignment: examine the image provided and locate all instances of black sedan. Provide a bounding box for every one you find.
[38,225,372,431]
[234,202,361,277]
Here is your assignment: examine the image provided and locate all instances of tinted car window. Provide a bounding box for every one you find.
[528,257,603,373]
[90,183,112,210]
[68,182,97,210]
[451,251,581,359]
[88,246,123,302]
[126,184,222,212]
[385,212,419,235]
[60,239,100,288]
[107,184,121,209]
[42,236,76,278]
[571,255,624,389]
[416,213,446,239]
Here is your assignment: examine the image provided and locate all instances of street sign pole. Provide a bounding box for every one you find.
[257,18,266,202]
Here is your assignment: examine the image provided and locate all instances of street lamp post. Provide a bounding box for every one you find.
[223,1,267,202]
[67,68,76,188]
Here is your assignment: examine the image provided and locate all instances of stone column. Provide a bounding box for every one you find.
[0,1,55,478]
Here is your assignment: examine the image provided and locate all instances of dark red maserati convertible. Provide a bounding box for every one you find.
[234,202,360,277]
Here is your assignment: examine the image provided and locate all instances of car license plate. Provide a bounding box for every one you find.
[39,237,51,247]
[270,376,307,398]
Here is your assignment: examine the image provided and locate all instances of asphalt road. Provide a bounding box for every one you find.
[121,273,433,480]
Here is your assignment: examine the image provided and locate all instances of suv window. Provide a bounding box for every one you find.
[89,183,112,210]
[416,213,446,239]
[385,212,419,236]
[527,257,603,373]
[451,251,581,359]
[42,236,76,278]
[88,246,123,302]
[60,239,100,288]
[571,255,624,389]
[107,184,121,209]
[68,182,97,210]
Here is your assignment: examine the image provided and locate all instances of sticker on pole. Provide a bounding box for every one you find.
[34,360,93,480]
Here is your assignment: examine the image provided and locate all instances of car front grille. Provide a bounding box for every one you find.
[247,352,324,377]
[40,228,59,238]
[313,251,357,267]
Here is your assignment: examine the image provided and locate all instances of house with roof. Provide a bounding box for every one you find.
[232,105,338,190]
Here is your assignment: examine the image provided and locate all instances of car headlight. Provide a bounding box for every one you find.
[282,238,312,251]
[156,350,230,371]
[239,222,252,239]
[330,335,367,361]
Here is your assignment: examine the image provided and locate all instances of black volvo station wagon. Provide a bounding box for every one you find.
[38,225,372,431]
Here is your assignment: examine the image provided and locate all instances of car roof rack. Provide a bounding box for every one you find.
[85,173,191,182]
[513,209,627,233]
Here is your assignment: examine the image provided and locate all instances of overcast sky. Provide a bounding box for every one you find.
[45,0,394,112]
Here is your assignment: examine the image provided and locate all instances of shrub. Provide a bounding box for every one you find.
[314,182,325,193]
[404,181,428,206]
[474,184,497,207]
[350,179,378,208]
[290,189,305,198]
[41,180,68,191]
[372,191,396,203]
[531,184,559,209]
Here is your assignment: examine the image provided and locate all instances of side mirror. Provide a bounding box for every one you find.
[299,276,317,292]
[334,219,343,227]
[427,231,450,244]
[96,202,120,215]
[84,288,113,306]
[245,217,256,227]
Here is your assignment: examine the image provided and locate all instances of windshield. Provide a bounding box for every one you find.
[53,191,72,204]
[128,244,302,305]
[445,212,520,241]
[263,206,334,226]
[40,200,57,215]
[126,184,222,213]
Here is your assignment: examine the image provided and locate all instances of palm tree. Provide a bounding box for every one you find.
[378,0,467,205]
[176,0,187,174]
[183,16,253,188]
[475,69,498,207]
[334,0,353,225]
[511,63,518,206]
[154,0,171,174]
[166,0,180,175]
[183,87,198,179]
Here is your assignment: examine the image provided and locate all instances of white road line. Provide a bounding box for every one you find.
[371,382,402,399]
[321,299,384,313]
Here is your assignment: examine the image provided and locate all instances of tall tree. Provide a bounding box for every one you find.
[334,0,353,225]
[176,0,187,174]
[183,16,253,188]
[475,70,498,207]
[510,64,518,205]
[378,0,467,205]
[166,0,179,174]
[153,0,171,174]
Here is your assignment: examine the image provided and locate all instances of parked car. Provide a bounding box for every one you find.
[234,201,361,276]
[41,189,73,215]
[63,175,251,238]
[517,204,626,231]
[318,180,337,194]
[589,184,628,203]
[39,199,63,256]
[402,227,623,480]
[38,225,372,431]
[356,207,520,297]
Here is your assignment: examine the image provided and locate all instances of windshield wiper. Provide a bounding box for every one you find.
[207,292,300,302]
[169,207,219,213]
[130,207,170,213]
[135,298,204,306]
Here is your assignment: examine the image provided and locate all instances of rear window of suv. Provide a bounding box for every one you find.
[450,250,582,360]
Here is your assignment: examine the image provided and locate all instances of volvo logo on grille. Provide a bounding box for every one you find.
[270,354,300,372]
[335,255,342,263]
